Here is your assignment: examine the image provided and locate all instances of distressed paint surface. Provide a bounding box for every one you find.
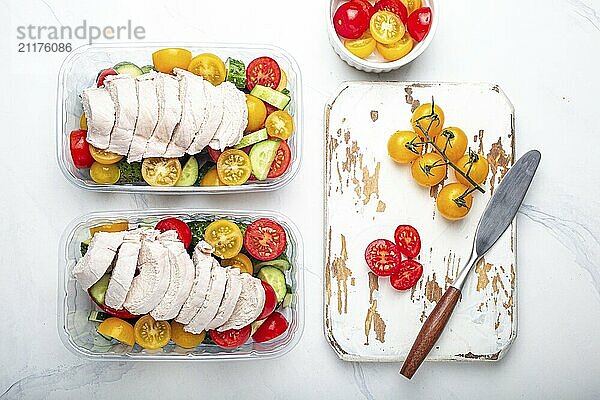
[324,82,516,362]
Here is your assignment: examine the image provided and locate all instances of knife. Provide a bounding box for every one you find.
[399,149,541,379]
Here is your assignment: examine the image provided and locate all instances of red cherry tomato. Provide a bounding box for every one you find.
[267,141,292,179]
[352,0,375,18]
[407,7,432,42]
[97,68,118,87]
[210,325,252,349]
[69,129,94,169]
[155,217,192,248]
[207,147,222,163]
[333,2,370,39]
[244,218,287,261]
[88,289,138,319]
[257,281,278,321]
[246,57,281,91]
[374,0,408,23]
[394,225,421,259]
[252,312,289,343]
[390,259,423,290]
[364,239,401,277]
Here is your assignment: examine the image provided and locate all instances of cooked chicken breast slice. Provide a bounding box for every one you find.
[123,233,170,315]
[209,82,244,151]
[128,73,159,162]
[175,241,215,324]
[82,87,115,149]
[184,260,227,334]
[218,273,265,331]
[144,73,182,157]
[206,267,243,330]
[151,231,196,320]
[104,229,143,310]
[72,231,125,290]
[187,80,224,154]
[104,75,139,156]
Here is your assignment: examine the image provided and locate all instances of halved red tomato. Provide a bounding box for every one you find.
[390,259,423,290]
[252,312,288,343]
[364,239,401,277]
[257,281,278,321]
[69,130,94,169]
[244,218,287,261]
[97,68,118,87]
[267,141,292,179]
[210,325,251,349]
[374,0,408,23]
[88,289,137,319]
[394,224,421,258]
[407,6,432,42]
[246,57,281,91]
[155,217,192,248]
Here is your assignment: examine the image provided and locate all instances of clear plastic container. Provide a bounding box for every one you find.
[57,209,304,360]
[56,43,303,193]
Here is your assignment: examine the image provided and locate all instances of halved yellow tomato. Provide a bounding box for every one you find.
[80,113,87,130]
[221,253,254,274]
[200,166,223,186]
[89,145,123,165]
[134,314,171,350]
[276,69,288,91]
[344,32,377,59]
[170,321,205,349]
[188,53,226,86]
[97,317,135,346]
[89,220,129,237]
[370,11,405,45]
[141,158,182,187]
[204,219,243,259]
[376,33,414,61]
[265,110,294,140]
[217,149,252,186]
[90,162,120,184]
[401,0,422,14]
[246,94,267,133]
[152,48,192,74]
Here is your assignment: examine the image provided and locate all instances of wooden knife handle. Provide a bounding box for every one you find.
[400,286,462,379]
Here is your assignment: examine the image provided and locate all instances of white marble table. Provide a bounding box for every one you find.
[1,0,600,398]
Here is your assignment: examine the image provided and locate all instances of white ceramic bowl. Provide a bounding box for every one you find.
[328,0,438,73]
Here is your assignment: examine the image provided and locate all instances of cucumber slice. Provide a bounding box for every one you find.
[254,254,291,272]
[80,238,92,256]
[234,129,268,149]
[175,157,199,187]
[250,85,290,110]
[225,58,246,89]
[140,65,156,74]
[89,274,111,305]
[88,310,109,322]
[257,266,286,302]
[282,293,293,308]
[113,62,143,77]
[249,139,281,180]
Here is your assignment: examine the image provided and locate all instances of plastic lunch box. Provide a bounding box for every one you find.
[56,43,303,194]
[57,209,304,360]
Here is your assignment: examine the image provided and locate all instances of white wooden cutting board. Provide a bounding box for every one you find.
[324,82,516,362]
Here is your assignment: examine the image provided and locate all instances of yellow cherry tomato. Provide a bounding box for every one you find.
[265,110,294,140]
[80,113,88,130]
[221,253,254,274]
[141,158,182,187]
[276,69,288,91]
[200,166,223,186]
[434,127,468,163]
[97,317,135,346]
[217,149,252,186]
[90,162,120,184]
[376,32,413,61]
[388,131,423,164]
[437,183,473,220]
[401,0,422,14]
[170,321,205,349]
[204,219,243,259]
[152,48,192,74]
[89,145,124,165]
[411,152,447,187]
[344,32,377,59]
[188,53,226,86]
[411,103,445,138]
[370,11,405,45]
[134,315,171,350]
[89,221,129,237]
[455,152,489,186]
[246,94,267,133]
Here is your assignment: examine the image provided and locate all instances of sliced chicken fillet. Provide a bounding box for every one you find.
[104,229,143,310]
[128,73,159,162]
[218,273,265,331]
[104,75,139,155]
[144,73,182,157]
[187,80,224,154]
[206,267,243,330]
[183,260,227,334]
[82,88,115,149]
[72,231,125,290]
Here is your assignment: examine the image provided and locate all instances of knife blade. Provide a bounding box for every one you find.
[399,150,541,379]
